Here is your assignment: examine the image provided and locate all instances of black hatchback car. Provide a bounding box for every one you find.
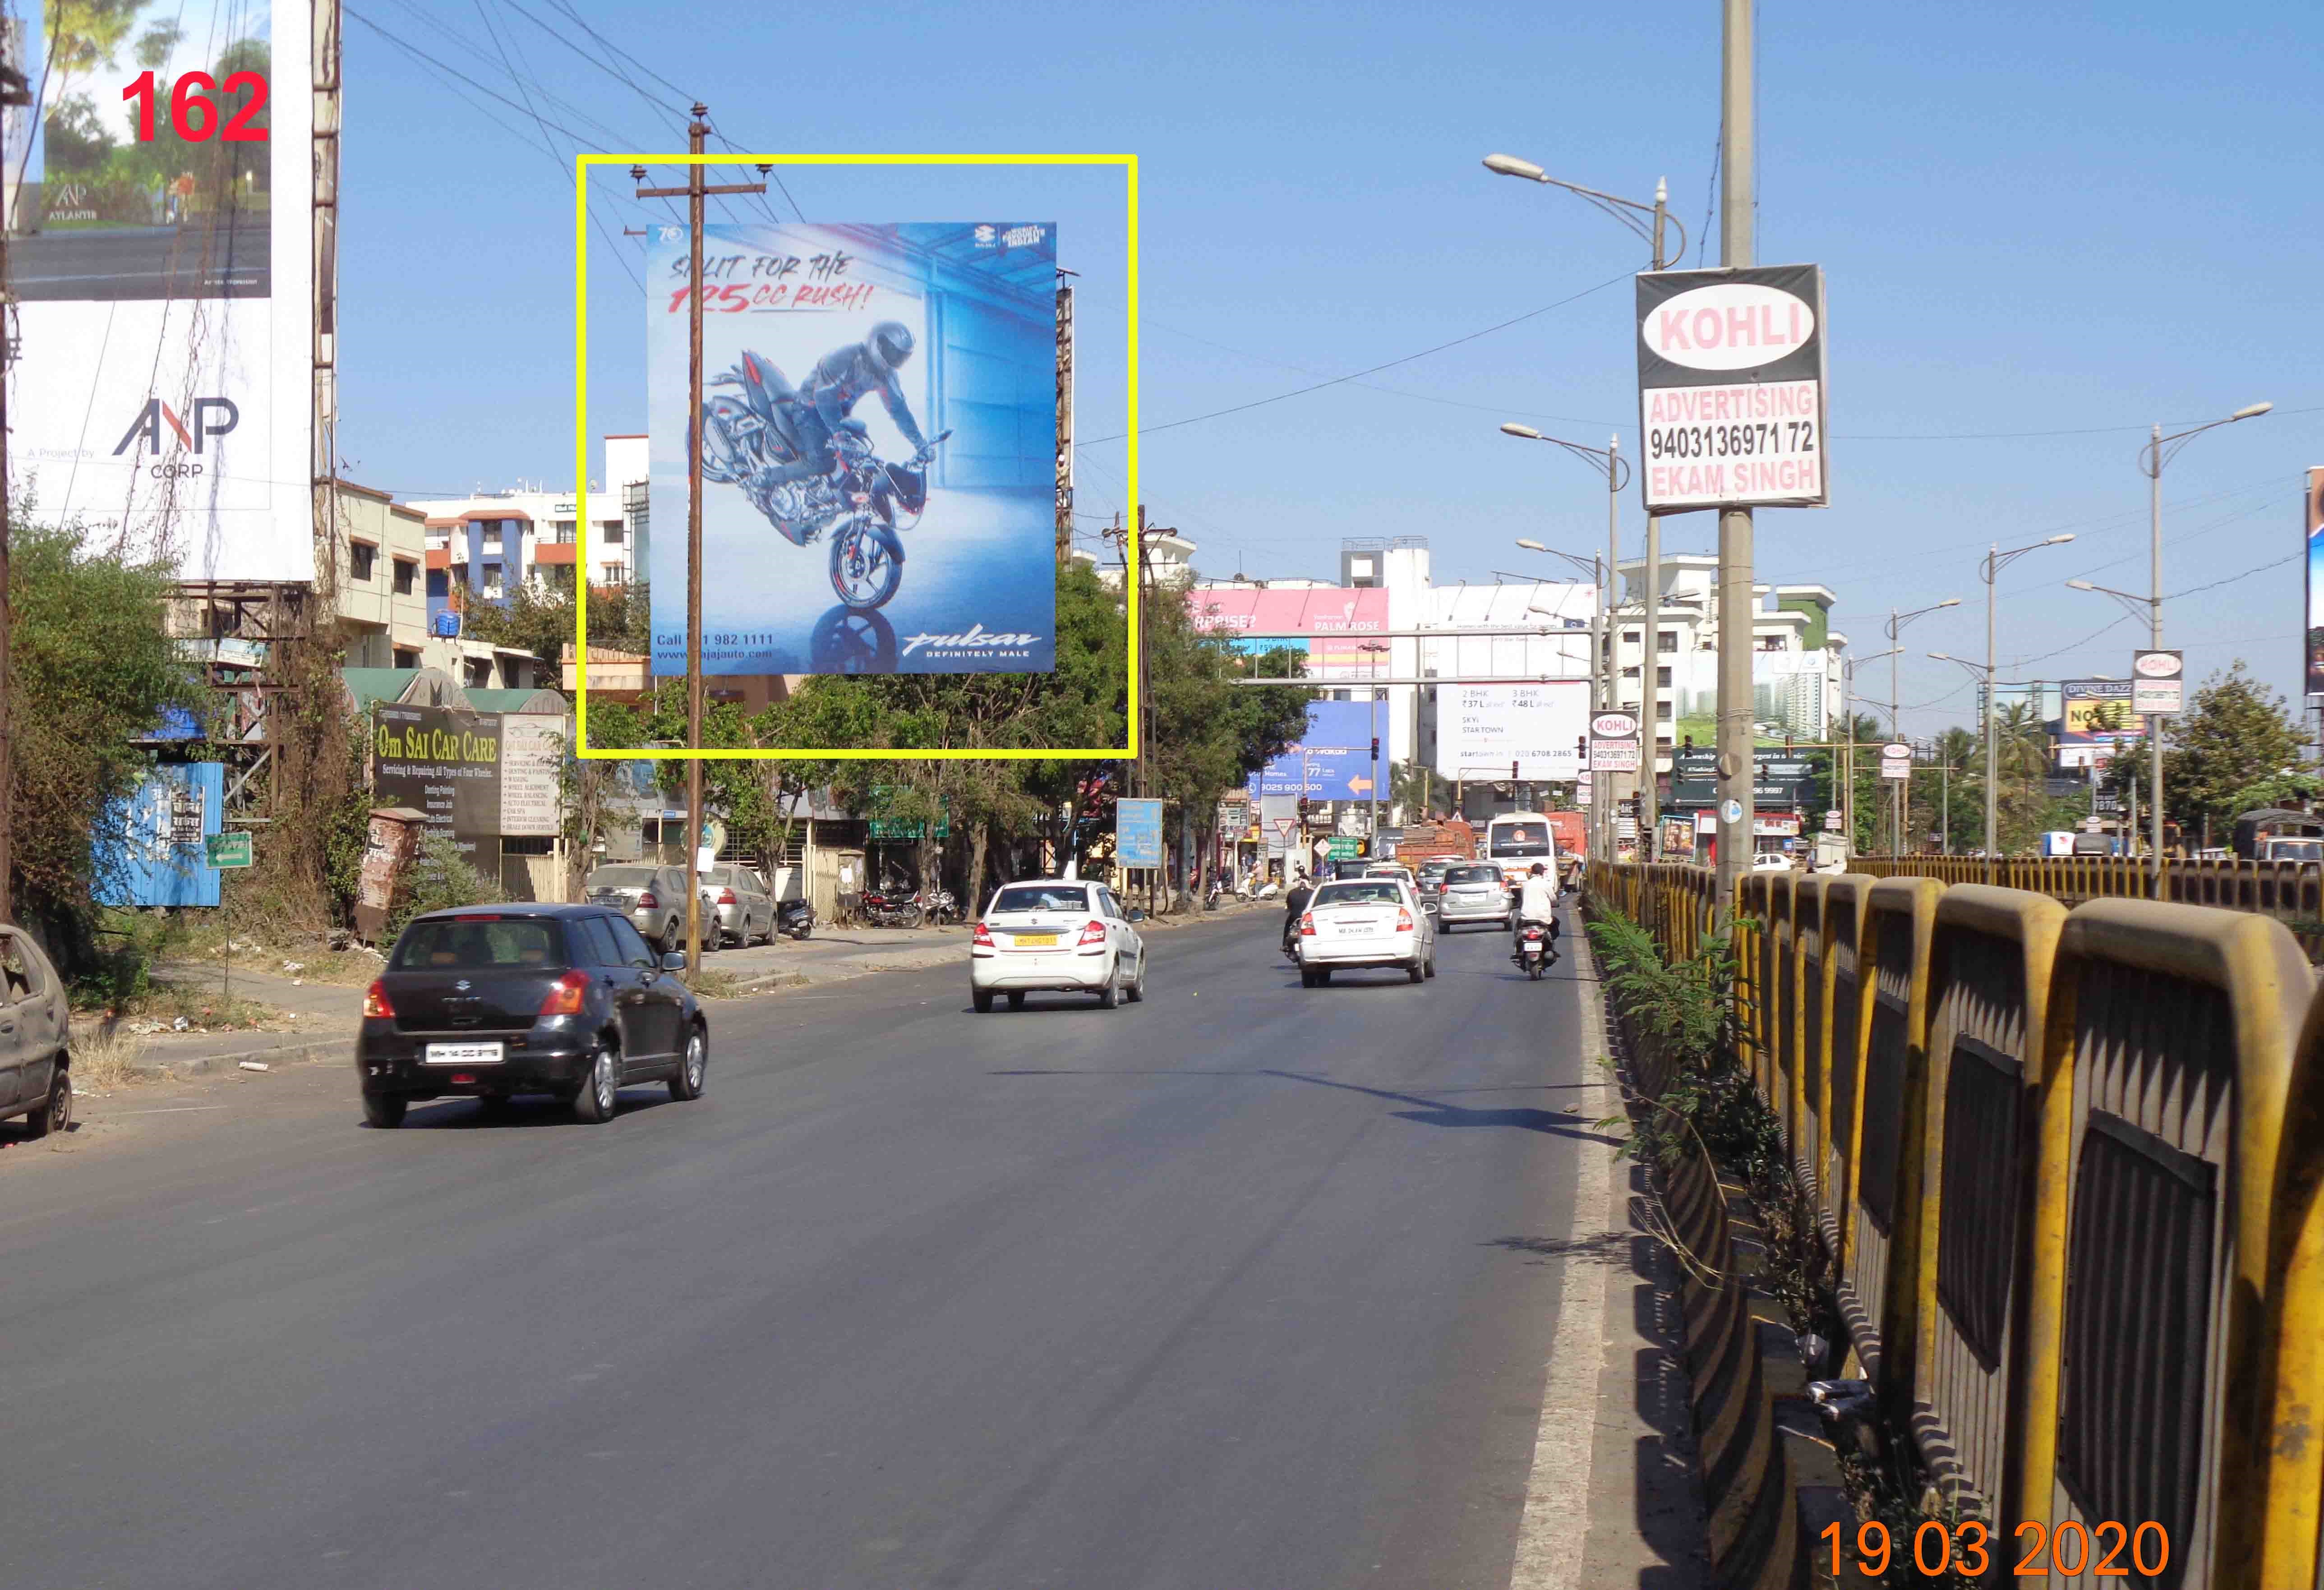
[358,904,708,1128]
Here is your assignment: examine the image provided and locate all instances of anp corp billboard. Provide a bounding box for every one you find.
[648,221,1058,676]
[8,0,313,582]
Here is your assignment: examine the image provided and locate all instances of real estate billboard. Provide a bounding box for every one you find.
[647,221,1058,676]
[1434,680,1592,783]
[7,0,313,582]
[1189,586,1392,681]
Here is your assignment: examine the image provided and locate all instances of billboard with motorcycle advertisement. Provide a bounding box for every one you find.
[6,0,314,583]
[647,221,1058,676]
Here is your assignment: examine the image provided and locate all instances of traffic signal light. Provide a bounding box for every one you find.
[1513,760,1521,781]
[1371,737,1381,761]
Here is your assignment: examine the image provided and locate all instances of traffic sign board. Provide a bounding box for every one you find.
[204,831,253,869]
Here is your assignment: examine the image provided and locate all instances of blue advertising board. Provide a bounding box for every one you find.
[649,221,1058,677]
[94,763,225,908]
[1245,701,1378,801]
[1116,798,1165,868]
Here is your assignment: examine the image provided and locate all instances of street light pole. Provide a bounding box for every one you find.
[1513,530,1619,862]
[1483,156,1683,866]
[1714,0,1757,919]
[1961,535,2075,877]
[2123,401,2270,878]
[1882,599,1960,853]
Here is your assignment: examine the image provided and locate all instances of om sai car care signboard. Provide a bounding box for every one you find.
[1636,265,1828,512]
[648,222,1058,677]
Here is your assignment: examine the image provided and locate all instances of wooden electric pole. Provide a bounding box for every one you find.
[635,107,764,975]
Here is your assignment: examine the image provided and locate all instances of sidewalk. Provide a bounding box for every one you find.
[106,903,1268,1075]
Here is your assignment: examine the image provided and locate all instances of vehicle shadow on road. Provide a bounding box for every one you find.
[988,1066,1623,1144]
[394,1093,679,1129]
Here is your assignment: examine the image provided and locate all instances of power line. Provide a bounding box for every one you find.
[1080,270,1633,445]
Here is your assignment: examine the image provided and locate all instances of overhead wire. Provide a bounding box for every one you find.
[1080,269,1634,445]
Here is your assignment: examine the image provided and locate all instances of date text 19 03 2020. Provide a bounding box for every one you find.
[1823,1519,2171,1579]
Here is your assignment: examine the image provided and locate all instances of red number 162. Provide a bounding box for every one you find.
[122,70,270,143]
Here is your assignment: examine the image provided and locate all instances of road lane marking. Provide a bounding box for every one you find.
[1509,945,1617,1590]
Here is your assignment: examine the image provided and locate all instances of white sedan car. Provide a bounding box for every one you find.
[1296,877,1437,987]
[970,879,1148,1012]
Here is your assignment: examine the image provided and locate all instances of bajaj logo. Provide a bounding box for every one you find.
[113,397,238,478]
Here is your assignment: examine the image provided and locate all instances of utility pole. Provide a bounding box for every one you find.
[635,110,764,976]
[0,54,25,923]
[1605,436,1621,861]
[1713,0,1757,921]
[1641,181,1670,863]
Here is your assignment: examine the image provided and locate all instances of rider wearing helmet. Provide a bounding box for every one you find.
[762,321,929,487]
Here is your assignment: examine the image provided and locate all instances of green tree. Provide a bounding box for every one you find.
[461,579,655,666]
[2110,661,2307,847]
[7,518,205,957]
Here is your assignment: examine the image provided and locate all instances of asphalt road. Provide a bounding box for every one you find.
[0,910,1613,1590]
[13,223,270,300]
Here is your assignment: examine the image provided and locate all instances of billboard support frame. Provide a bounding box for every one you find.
[572,151,1141,762]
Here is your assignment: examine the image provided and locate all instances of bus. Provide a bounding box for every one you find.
[1482,812,1584,887]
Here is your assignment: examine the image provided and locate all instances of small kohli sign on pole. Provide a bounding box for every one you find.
[2133,649,2185,715]
[1636,264,1830,513]
[1879,742,1913,781]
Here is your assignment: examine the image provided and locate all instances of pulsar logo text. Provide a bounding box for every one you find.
[113,396,239,479]
[899,621,1043,659]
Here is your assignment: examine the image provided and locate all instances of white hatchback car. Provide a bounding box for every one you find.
[971,879,1148,1012]
[1296,876,1437,987]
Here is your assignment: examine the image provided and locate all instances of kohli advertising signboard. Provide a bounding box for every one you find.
[647,221,1058,676]
[1635,264,1828,512]
[8,0,314,582]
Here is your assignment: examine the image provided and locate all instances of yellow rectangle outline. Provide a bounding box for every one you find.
[572,152,1139,760]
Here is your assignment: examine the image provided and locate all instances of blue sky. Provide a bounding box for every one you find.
[339,0,2320,735]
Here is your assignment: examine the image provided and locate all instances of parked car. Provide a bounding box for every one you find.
[357,905,707,1127]
[703,864,775,947]
[1752,852,1794,872]
[1296,876,1437,986]
[0,925,72,1138]
[1435,861,1512,931]
[581,863,700,959]
[969,879,1147,1012]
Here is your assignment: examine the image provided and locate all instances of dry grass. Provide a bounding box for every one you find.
[102,977,292,1035]
[680,968,747,999]
[68,1025,152,1091]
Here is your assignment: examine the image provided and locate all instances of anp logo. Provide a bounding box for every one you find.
[113,396,238,478]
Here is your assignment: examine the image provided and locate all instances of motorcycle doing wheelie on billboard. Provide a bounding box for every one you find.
[699,353,951,611]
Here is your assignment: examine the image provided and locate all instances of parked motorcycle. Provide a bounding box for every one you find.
[699,355,950,612]
[861,888,926,930]
[923,886,961,926]
[775,898,814,941]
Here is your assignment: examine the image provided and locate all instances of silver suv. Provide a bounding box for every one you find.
[1434,862,1511,931]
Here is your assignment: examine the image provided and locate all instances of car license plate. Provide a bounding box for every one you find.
[1014,932,1059,948]
[1335,922,1372,935]
[424,1042,505,1065]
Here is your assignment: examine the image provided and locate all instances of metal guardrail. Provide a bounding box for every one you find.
[1586,858,2324,1590]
